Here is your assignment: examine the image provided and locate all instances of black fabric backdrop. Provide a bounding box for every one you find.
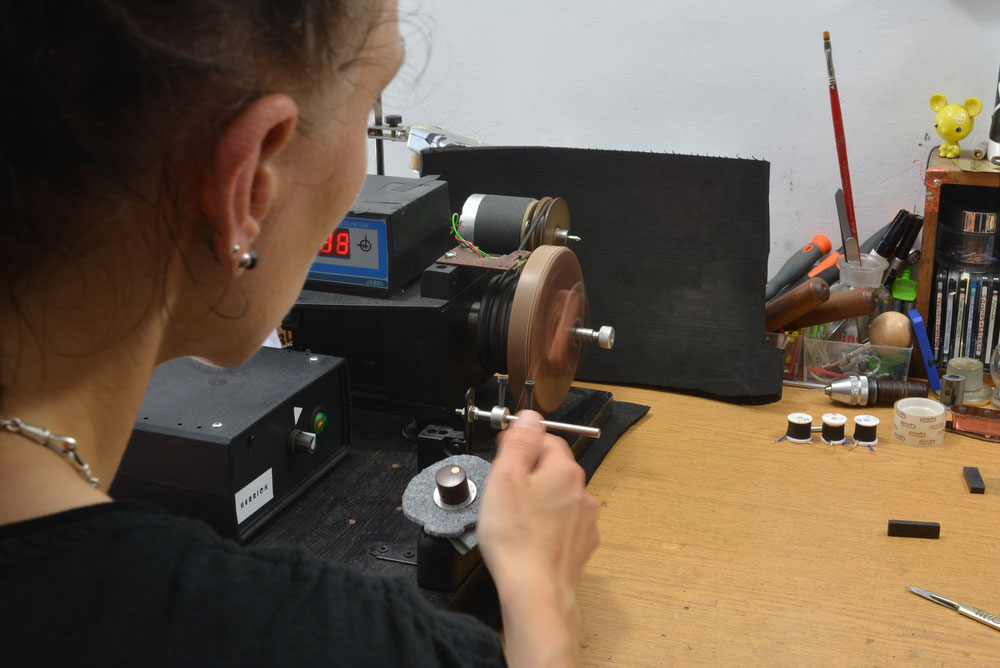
[421,146,783,404]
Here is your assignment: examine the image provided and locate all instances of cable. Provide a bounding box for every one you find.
[451,213,490,257]
[517,198,556,251]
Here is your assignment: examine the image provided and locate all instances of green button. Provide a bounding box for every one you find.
[313,411,328,435]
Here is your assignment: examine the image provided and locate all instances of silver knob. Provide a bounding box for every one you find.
[287,429,317,455]
[573,325,615,349]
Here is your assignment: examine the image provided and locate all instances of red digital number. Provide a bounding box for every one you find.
[335,230,350,257]
[319,229,350,259]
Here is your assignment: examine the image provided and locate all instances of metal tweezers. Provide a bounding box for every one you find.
[908,587,1000,632]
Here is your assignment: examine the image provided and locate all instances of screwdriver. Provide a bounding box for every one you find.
[765,234,833,301]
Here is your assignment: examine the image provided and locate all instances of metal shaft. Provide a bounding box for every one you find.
[506,414,601,438]
[373,96,384,176]
[460,405,602,438]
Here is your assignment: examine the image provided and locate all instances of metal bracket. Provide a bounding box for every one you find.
[369,542,417,566]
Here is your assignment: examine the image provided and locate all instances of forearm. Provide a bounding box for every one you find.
[498,578,582,668]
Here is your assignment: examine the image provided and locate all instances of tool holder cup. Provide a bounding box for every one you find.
[834,253,890,341]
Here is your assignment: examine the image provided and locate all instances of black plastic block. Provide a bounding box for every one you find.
[887,520,940,539]
[964,466,986,494]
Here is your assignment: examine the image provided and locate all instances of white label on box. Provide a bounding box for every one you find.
[235,468,274,524]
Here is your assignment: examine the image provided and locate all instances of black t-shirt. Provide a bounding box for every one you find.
[0,502,506,667]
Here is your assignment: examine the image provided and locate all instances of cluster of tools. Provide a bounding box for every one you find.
[765,210,923,336]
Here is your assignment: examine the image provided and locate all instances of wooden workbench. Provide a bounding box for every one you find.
[576,383,1000,666]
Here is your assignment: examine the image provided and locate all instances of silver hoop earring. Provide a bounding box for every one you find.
[237,249,259,270]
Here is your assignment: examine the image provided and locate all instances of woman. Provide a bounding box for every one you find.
[0,1,599,666]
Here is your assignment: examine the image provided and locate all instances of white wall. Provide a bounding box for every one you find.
[371,0,1000,276]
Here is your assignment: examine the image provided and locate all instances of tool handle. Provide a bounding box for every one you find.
[873,210,912,259]
[958,604,1000,632]
[809,251,841,278]
[783,287,879,329]
[765,278,830,331]
[765,235,832,301]
[829,86,859,242]
[811,263,840,287]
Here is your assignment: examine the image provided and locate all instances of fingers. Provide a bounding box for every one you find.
[493,410,546,475]
[537,431,575,465]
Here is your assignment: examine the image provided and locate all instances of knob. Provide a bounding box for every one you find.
[572,325,615,349]
[287,429,317,455]
[385,114,403,127]
[435,465,470,506]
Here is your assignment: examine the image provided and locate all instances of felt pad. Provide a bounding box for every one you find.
[422,146,783,404]
[402,454,492,539]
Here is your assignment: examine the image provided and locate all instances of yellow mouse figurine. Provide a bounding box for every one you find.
[930,94,982,158]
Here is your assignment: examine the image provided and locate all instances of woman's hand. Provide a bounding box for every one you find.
[477,411,600,666]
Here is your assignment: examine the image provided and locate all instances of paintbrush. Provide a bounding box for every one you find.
[823,31,860,264]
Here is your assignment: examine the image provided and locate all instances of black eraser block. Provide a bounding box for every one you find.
[964,466,986,494]
[887,520,940,539]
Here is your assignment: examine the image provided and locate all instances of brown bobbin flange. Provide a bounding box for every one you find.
[507,245,585,413]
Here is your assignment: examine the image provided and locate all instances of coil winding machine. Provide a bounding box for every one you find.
[284,174,616,467]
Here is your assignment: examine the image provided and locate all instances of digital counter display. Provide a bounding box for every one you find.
[319,229,350,260]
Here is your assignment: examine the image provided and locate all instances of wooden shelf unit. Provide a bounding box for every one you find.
[915,151,1000,328]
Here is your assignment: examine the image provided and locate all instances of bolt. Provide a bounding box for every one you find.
[444,250,457,259]
[212,422,223,429]
[497,374,508,408]
[524,380,535,411]
[377,545,389,553]
[933,179,941,185]
[403,550,415,558]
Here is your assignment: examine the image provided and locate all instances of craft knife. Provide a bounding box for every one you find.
[908,587,1000,633]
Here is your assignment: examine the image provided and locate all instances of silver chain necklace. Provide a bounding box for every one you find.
[1,417,99,487]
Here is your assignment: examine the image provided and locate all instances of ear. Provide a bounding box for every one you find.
[965,97,983,116]
[202,94,298,272]
[930,94,948,112]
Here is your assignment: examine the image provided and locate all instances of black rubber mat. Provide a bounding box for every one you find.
[422,146,783,404]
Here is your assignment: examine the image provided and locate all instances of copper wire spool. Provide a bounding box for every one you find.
[507,246,585,413]
[528,196,570,248]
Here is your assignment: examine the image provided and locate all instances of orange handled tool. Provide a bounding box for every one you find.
[765,234,833,301]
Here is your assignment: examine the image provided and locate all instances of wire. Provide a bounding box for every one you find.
[913,158,934,189]
[518,199,555,251]
[451,213,490,258]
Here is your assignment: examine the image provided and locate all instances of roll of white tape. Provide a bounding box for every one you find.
[892,397,946,447]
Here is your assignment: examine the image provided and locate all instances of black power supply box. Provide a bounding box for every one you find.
[111,347,350,540]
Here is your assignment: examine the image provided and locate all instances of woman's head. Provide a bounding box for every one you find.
[0,1,401,380]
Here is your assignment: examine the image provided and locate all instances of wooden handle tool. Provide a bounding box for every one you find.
[765,278,830,331]
[783,287,880,329]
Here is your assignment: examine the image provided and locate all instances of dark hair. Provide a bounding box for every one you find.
[0,0,385,402]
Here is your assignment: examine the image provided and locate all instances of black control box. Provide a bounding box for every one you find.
[306,175,452,295]
[111,347,350,540]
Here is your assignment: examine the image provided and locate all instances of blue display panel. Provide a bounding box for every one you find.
[307,217,389,289]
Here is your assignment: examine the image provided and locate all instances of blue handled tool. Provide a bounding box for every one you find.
[908,309,941,392]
